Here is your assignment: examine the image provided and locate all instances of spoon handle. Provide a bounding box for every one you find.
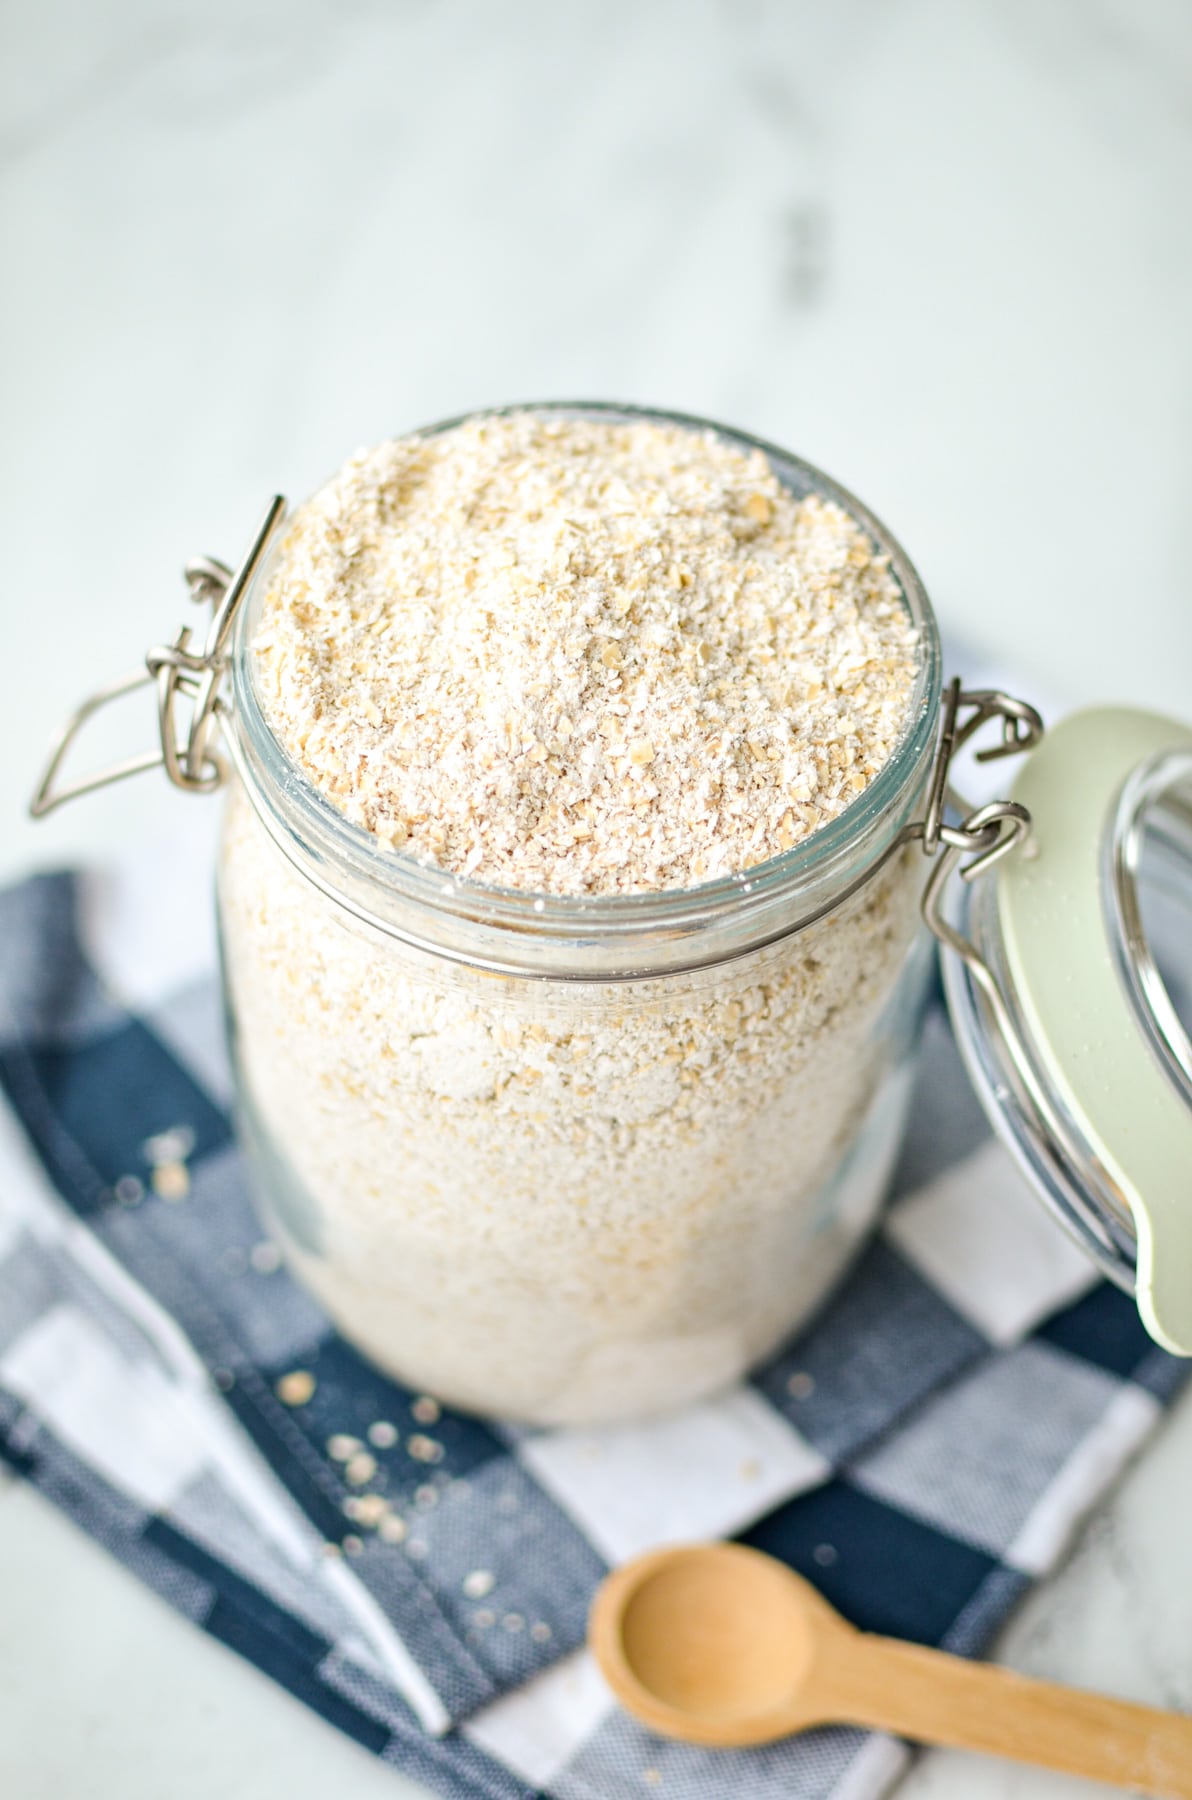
[820,1630,1192,1797]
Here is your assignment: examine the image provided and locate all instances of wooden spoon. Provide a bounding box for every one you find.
[589,1542,1192,1796]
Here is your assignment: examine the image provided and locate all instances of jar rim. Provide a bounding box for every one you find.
[227,401,942,971]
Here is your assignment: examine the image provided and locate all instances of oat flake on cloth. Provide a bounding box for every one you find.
[0,854,1183,1800]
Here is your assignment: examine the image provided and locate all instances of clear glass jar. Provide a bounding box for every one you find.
[34,404,1192,1400]
[214,406,943,1423]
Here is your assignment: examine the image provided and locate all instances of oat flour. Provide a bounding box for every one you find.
[219,413,925,1426]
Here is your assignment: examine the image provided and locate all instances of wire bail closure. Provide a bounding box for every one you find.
[29,497,286,819]
[911,676,1044,1039]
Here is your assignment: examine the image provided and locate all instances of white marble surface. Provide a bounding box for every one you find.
[2,2,1191,1794]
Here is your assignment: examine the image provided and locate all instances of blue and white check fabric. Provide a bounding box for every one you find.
[0,850,1183,1800]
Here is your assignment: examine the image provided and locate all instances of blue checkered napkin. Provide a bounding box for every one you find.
[0,860,1184,1800]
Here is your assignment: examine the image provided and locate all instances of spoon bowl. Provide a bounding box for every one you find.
[591,1542,841,1746]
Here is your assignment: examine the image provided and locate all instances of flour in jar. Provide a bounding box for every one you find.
[219,412,925,1424]
[250,412,918,893]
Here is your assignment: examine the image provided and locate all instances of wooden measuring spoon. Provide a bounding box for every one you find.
[589,1543,1192,1796]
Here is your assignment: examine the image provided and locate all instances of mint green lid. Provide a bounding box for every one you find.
[994,709,1192,1353]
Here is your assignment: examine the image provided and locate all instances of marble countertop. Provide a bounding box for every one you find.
[2,2,1191,1794]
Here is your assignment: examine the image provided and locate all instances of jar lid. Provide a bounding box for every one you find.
[940,707,1192,1354]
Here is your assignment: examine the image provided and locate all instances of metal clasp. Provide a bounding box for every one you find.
[916,676,1043,889]
[921,678,1043,861]
[914,676,1046,1125]
[29,497,286,819]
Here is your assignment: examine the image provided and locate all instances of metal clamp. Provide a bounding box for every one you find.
[912,676,1044,1060]
[905,681,1046,1159]
[921,677,1042,855]
[29,497,286,819]
[916,676,1041,888]
[910,687,1138,1280]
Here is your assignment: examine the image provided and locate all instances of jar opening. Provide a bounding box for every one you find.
[227,403,942,978]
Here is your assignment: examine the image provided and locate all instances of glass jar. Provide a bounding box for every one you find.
[34,403,1192,1421]
[215,409,941,1422]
